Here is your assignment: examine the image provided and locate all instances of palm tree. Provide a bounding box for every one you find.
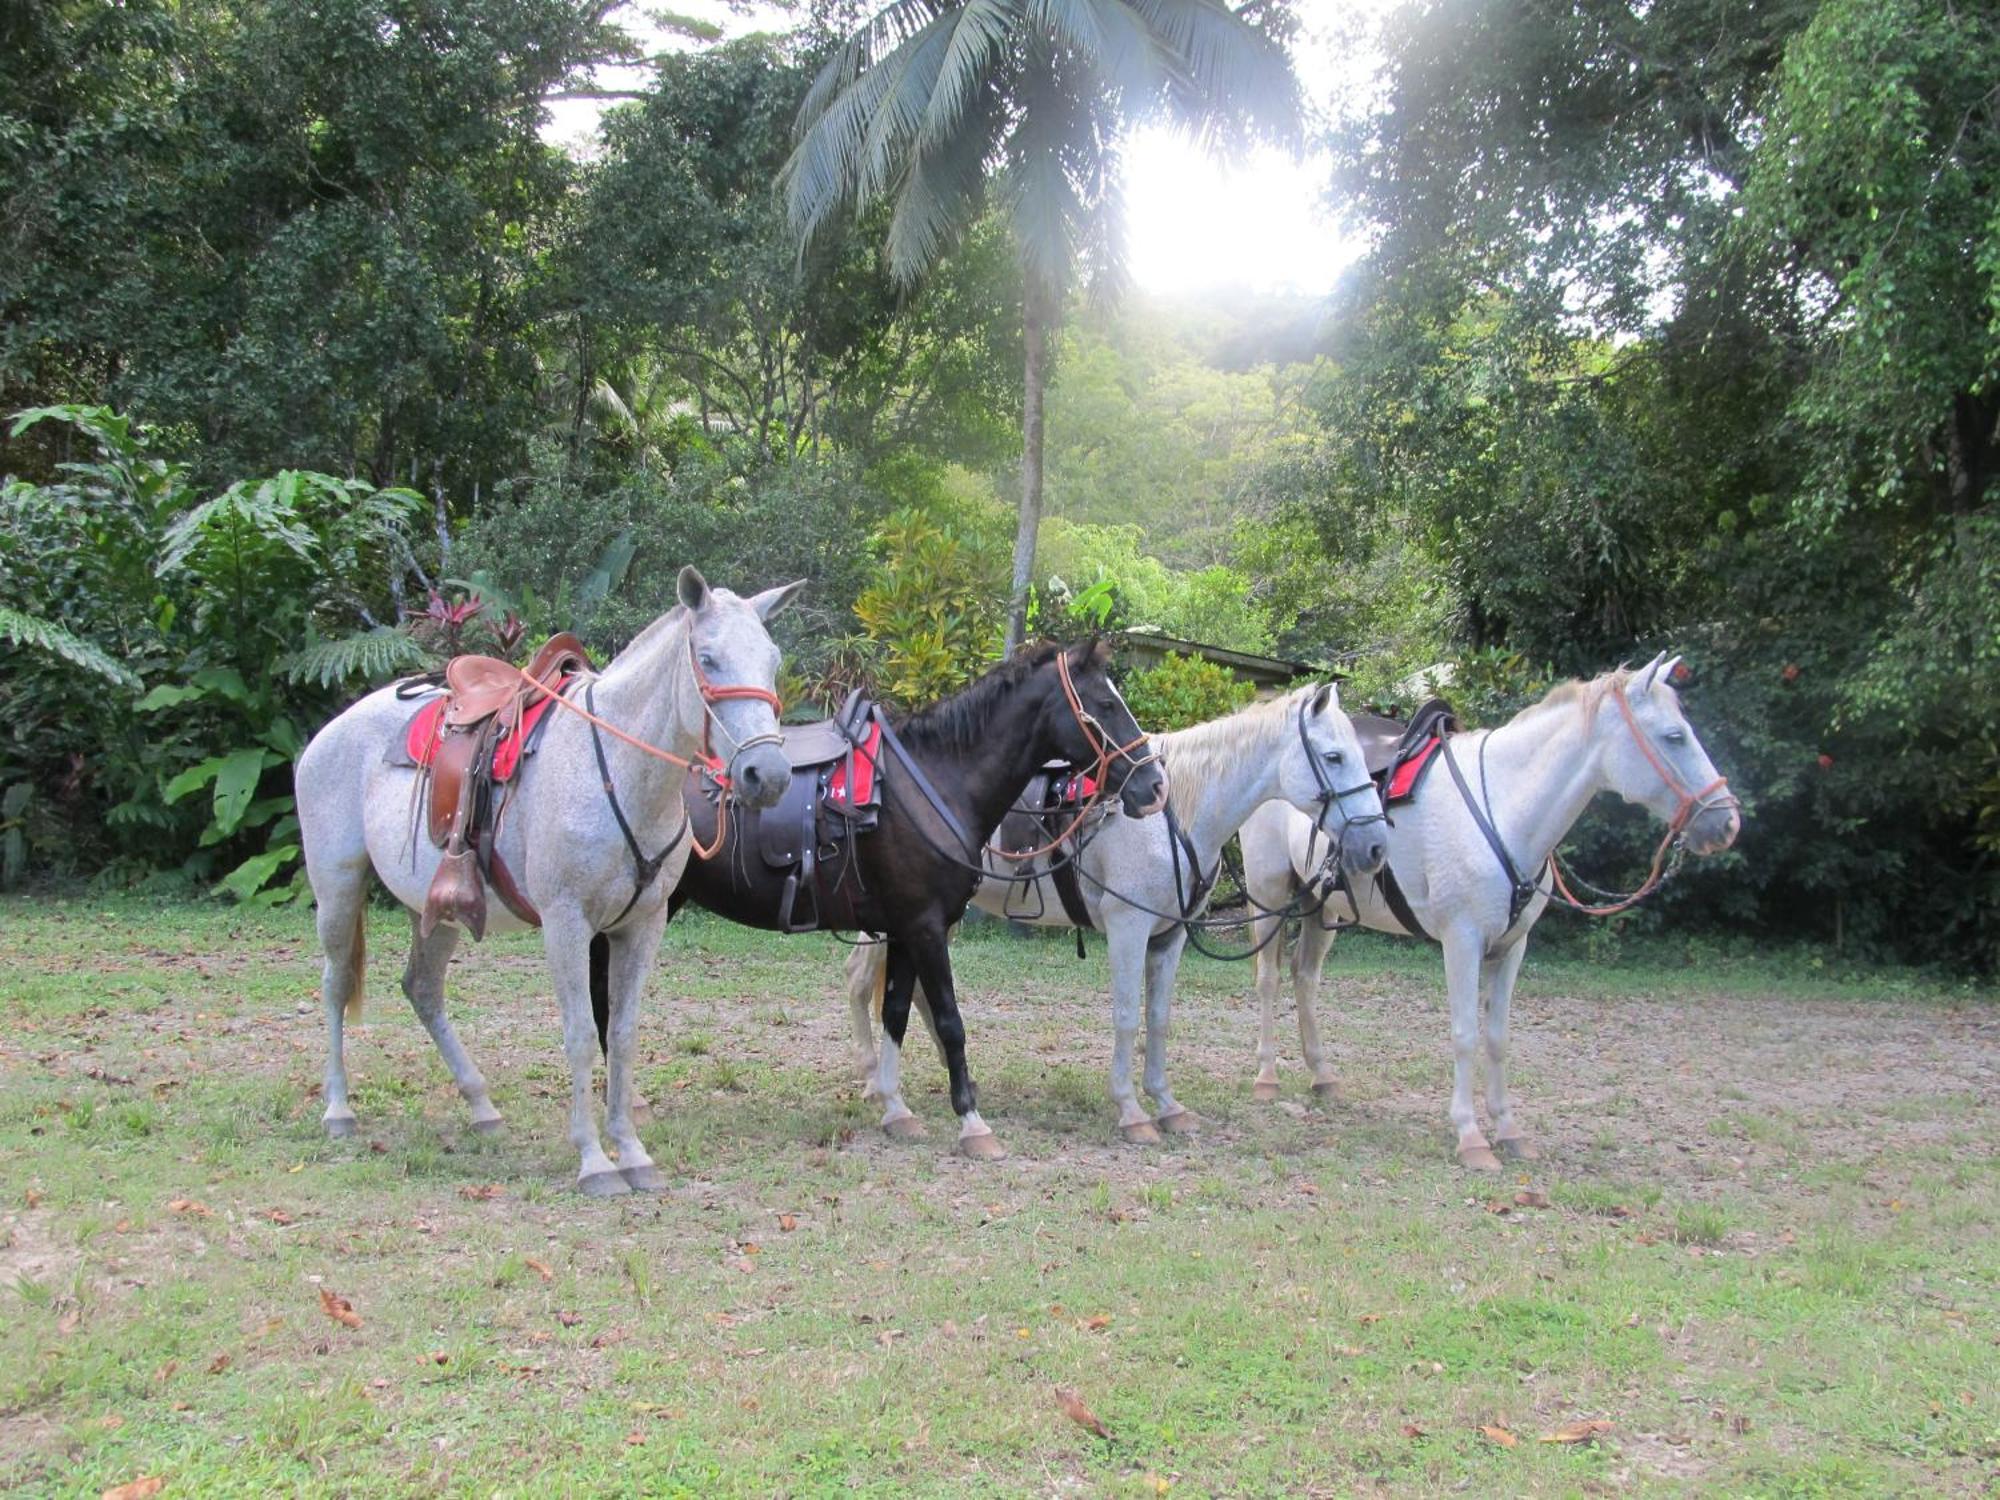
[782,0,1299,650]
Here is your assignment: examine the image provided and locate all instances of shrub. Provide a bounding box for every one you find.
[1121,651,1256,732]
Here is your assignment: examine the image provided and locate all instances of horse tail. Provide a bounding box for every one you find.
[344,902,366,1022]
[590,932,610,1056]
[870,947,885,1021]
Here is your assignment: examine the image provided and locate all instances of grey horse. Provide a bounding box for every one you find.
[295,567,798,1195]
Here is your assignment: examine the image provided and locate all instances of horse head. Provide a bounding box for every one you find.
[1046,638,1169,818]
[1604,653,1740,856]
[677,566,798,812]
[1285,681,1388,877]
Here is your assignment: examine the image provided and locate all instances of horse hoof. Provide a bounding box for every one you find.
[1310,1080,1340,1101]
[578,1169,632,1198]
[1456,1144,1504,1172]
[1156,1109,1201,1136]
[1119,1121,1162,1146]
[1498,1135,1540,1162]
[1251,1080,1280,1103]
[469,1116,504,1137]
[620,1163,669,1193]
[958,1131,1006,1162]
[882,1115,926,1141]
[324,1115,357,1139]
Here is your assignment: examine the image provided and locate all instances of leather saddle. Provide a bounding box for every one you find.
[688,689,884,932]
[394,632,592,939]
[1353,696,1459,805]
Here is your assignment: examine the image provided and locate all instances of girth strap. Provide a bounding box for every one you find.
[1373,860,1430,940]
[587,681,689,931]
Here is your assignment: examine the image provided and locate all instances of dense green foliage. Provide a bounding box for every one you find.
[2,0,1993,968]
[1121,651,1254,732]
[1277,0,2000,965]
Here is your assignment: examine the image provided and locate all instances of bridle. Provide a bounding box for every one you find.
[513,630,784,862]
[986,651,1162,864]
[1298,690,1388,870]
[1545,686,1737,916]
[1449,680,1739,925]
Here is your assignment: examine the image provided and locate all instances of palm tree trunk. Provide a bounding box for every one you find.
[1005,290,1049,653]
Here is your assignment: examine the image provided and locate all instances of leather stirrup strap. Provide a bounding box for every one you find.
[587,681,689,930]
[872,710,974,858]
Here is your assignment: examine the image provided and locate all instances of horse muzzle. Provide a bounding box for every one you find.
[1686,803,1741,856]
[1342,828,1389,879]
[1119,762,1169,819]
[730,742,790,811]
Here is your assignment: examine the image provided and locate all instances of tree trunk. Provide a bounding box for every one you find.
[1005,290,1050,653]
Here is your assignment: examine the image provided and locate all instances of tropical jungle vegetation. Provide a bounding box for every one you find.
[2,0,1995,968]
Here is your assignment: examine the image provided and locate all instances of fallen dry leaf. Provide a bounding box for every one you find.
[23,1188,43,1209]
[1485,1200,1513,1215]
[557,1310,582,1327]
[459,1183,504,1201]
[426,1351,449,1366]
[1358,1313,1384,1325]
[1054,1385,1111,1441]
[523,1257,554,1282]
[1079,1313,1113,1332]
[624,1429,647,1446]
[167,1198,212,1218]
[100,1479,164,1500]
[1513,1190,1552,1210]
[1401,1423,1426,1439]
[1479,1424,1519,1448]
[264,1208,295,1226]
[318,1288,362,1331]
[206,1353,231,1375]
[1540,1418,1614,1445]
[778,1213,798,1232]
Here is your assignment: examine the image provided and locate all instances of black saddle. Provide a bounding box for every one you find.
[745,690,883,932]
[1353,696,1459,804]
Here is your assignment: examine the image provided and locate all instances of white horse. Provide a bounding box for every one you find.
[295,567,799,1195]
[1239,654,1740,1169]
[846,683,1390,1141]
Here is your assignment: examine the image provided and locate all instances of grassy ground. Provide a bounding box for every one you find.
[1,894,1996,1497]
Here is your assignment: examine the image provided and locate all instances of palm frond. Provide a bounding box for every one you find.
[887,88,1003,283]
[1030,0,1169,106]
[276,627,434,690]
[0,607,143,689]
[1128,0,1300,146]
[915,0,1022,155]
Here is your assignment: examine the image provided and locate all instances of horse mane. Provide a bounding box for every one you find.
[1507,666,1636,729]
[612,603,689,662]
[1156,687,1312,820]
[891,639,1082,754]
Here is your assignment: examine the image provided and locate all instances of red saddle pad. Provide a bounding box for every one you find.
[1384,736,1442,804]
[404,680,570,782]
[825,720,884,807]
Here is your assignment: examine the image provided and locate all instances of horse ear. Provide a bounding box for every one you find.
[1309,681,1333,715]
[747,579,806,621]
[677,566,710,613]
[1637,650,1667,692]
[1659,653,1685,689]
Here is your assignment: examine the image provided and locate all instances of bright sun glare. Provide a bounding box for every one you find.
[548,1,1374,297]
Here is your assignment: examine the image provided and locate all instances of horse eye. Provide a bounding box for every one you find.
[700,654,720,673]
[1665,730,1686,745]
[1324,749,1343,765]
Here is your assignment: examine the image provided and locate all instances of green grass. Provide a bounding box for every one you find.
[1,894,1996,1496]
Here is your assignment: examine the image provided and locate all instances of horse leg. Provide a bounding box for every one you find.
[1443,926,1501,1170]
[398,915,500,1135]
[1293,913,1341,1099]
[1143,928,1198,1133]
[844,939,884,1092]
[1249,909,1286,1102]
[1105,912,1157,1143]
[542,909,627,1196]
[905,926,1002,1160]
[315,884,368,1138]
[873,942,925,1140]
[1483,940,1536,1160]
[601,915,673,1192]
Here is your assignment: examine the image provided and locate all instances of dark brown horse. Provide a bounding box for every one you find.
[663,639,1168,1158]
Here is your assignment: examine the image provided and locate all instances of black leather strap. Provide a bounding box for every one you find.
[872,710,974,857]
[1164,802,1217,921]
[587,681,688,930]
[1374,860,1429,940]
[1440,735,1538,929]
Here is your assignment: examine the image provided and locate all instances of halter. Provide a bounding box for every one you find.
[985,650,1163,864]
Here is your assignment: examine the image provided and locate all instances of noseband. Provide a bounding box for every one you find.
[687,636,785,781]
